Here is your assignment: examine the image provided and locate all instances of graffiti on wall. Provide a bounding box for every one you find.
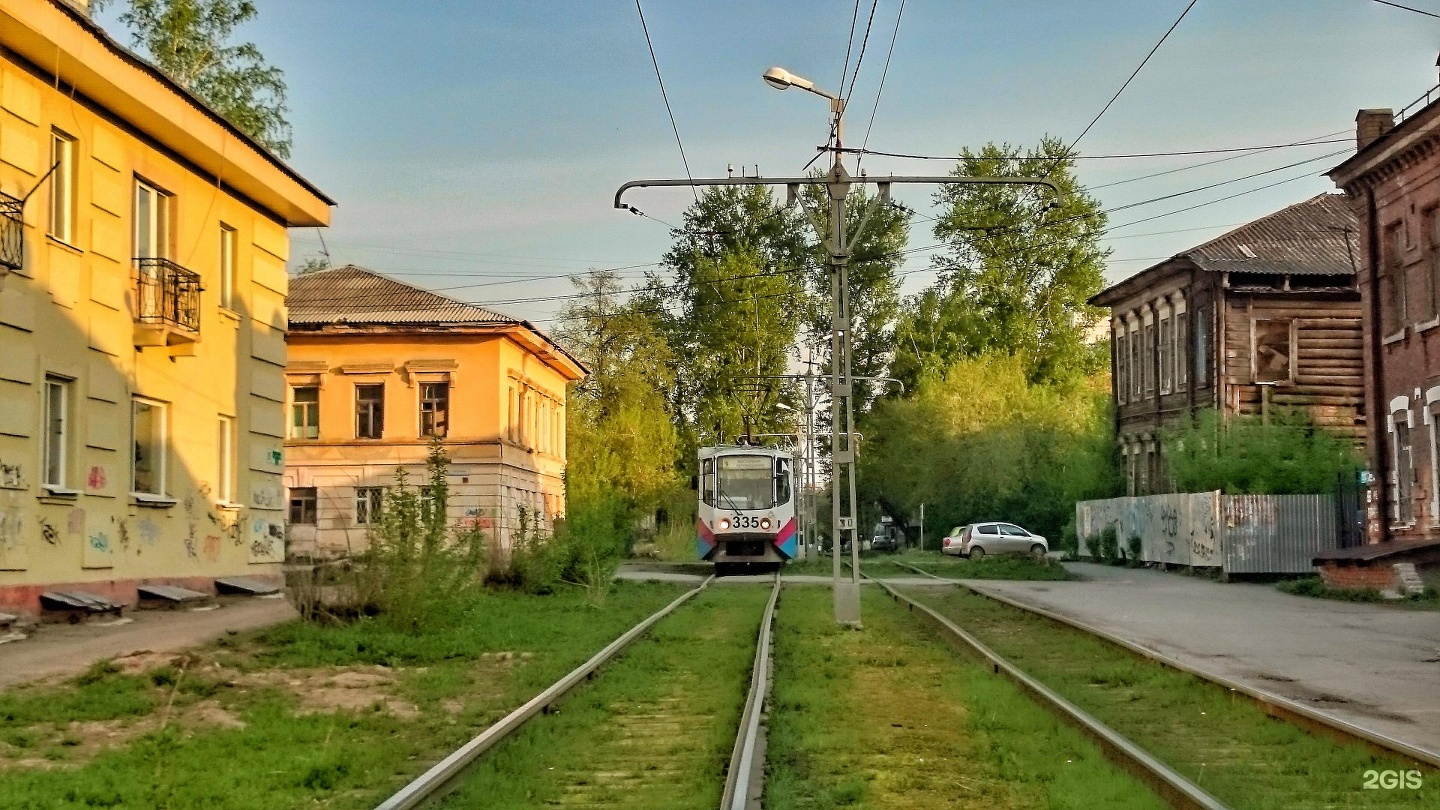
[66,508,85,536]
[203,534,221,562]
[252,481,282,510]
[86,465,107,492]
[248,518,285,563]
[0,462,23,489]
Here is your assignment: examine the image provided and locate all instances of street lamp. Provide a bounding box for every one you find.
[763,66,846,151]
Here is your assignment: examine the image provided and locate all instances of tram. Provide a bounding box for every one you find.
[695,443,797,571]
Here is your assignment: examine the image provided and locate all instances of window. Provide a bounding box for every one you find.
[1253,319,1294,383]
[420,382,449,437]
[1114,331,1127,405]
[291,386,319,439]
[219,224,237,310]
[1194,305,1210,387]
[1393,417,1414,525]
[717,454,779,510]
[355,487,384,525]
[43,377,70,489]
[1387,223,1406,332]
[1129,327,1142,400]
[701,458,715,507]
[48,131,76,243]
[355,384,384,439]
[218,415,235,503]
[1176,314,1188,391]
[1159,316,1173,394]
[134,180,172,260]
[132,397,167,496]
[288,487,317,525]
[507,386,517,441]
[1143,323,1156,396]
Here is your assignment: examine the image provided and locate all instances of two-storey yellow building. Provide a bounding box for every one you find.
[0,0,331,616]
[283,266,585,558]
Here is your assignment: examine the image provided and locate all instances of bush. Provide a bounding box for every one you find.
[1278,577,1385,603]
[1095,526,1121,565]
[1125,534,1143,567]
[1166,409,1362,495]
[1057,517,1080,560]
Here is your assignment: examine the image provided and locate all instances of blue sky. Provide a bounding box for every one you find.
[99,1,1440,326]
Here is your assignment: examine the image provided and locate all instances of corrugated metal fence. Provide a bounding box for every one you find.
[1076,492,1337,574]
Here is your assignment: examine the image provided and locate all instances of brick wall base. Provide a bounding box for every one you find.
[1318,561,1398,591]
[0,574,284,619]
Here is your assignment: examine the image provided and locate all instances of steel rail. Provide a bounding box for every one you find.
[864,570,1230,810]
[375,575,716,810]
[721,574,781,810]
[887,559,1440,769]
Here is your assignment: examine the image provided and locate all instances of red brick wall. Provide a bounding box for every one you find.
[1318,561,1397,591]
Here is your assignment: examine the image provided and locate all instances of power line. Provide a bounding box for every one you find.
[1090,130,1349,190]
[845,0,883,101]
[851,137,1347,162]
[1059,0,1200,168]
[838,0,864,98]
[634,0,697,201]
[1371,0,1440,18]
[858,0,907,172]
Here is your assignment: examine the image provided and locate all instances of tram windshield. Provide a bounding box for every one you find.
[716,455,788,510]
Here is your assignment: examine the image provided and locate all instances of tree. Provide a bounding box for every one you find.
[642,186,811,462]
[893,138,1109,388]
[294,257,330,275]
[99,0,292,157]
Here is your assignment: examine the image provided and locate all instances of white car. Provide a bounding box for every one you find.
[941,522,1048,559]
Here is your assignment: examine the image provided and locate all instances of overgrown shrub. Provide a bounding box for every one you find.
[292,442,486,632]
[1278,577,1384,602]
[1095,526,1120,564]
[1057,517,1080,560]
[1126,534,1143,567]
[1166,409,1362,495]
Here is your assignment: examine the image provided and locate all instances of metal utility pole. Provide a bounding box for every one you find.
[615,67,1060,626]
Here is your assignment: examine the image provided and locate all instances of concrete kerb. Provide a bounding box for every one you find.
[889,560,1440,769]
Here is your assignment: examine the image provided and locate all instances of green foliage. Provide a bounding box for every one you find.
[859,354,1120,545]
[1125,534,1143,566]
[892,138,1110,390]
[1092,526,1121,564]
[1165,409,1362,495]
[1277,577,1440,606]
[104,0,292,156]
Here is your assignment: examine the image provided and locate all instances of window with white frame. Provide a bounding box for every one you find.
[218,415,236,504]
[219,224,237,310]
[132,397,167,497]
[134,180,172,261]
[1143,322,1156,397]
[43,376,71,489]
[1393,404,1415,525]
[355,383,384,439]
[49,131,76,244]
[291,385,320,439]
[1429,396,1440,527]
[355,486,384,525]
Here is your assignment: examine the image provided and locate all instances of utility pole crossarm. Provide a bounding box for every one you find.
[614,175,1060,211]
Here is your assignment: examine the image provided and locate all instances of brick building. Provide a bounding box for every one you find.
[1091,194,1362,495]
[1325,88,1440,588]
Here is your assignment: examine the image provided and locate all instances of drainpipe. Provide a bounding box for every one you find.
[1367,185,1389,544]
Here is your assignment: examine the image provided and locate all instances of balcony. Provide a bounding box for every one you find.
[0,191,21,276]
[134,257,202,349]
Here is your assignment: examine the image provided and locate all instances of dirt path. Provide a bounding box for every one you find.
[0,597,295,689]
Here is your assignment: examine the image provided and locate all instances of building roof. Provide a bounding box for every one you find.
[287,265,588,378]
[1090,193,1358,307]
[288,265,519,326]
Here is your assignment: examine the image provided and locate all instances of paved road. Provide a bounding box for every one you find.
[0,597,296,689]
[963,562,1440,755]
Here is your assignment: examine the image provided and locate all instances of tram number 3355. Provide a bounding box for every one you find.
[730,515,766,530]
[1363,770,1422,790]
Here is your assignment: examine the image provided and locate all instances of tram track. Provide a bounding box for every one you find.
[374,574,780,810]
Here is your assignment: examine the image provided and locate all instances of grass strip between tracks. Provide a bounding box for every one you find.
[904,586,1439,810]
[0,582,688,810]
[765,586,1167,810]
[436,584,770,809]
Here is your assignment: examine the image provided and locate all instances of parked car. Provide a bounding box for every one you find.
[941,522,1048,559]
[871,524,900,553]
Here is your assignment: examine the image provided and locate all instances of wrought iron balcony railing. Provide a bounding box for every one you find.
[0,191,21,272]
[134,257,202,333]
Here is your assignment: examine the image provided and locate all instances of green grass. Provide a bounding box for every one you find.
[0,581,689,809]
[1278,577,1440,610]
[765,587,1166,810]
[906,586,1439,809]
[438,584,768,809]
[783,550,1070,581]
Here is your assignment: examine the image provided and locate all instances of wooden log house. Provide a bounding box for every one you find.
[1090,193,1363,495]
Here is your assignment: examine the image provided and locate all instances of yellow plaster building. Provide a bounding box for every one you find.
[283,266,586,558]
[0,0,332,616]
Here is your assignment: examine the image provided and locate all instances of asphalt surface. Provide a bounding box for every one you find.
[965,562,1440,755]
[0,596,296,688]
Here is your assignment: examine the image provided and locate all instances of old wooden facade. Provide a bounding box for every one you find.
[1091,194,1363,495]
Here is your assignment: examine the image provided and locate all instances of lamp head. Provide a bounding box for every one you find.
[763,66,794,90]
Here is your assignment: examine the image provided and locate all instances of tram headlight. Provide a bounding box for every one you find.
[719,518,730,530]
[760,518,772,531]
